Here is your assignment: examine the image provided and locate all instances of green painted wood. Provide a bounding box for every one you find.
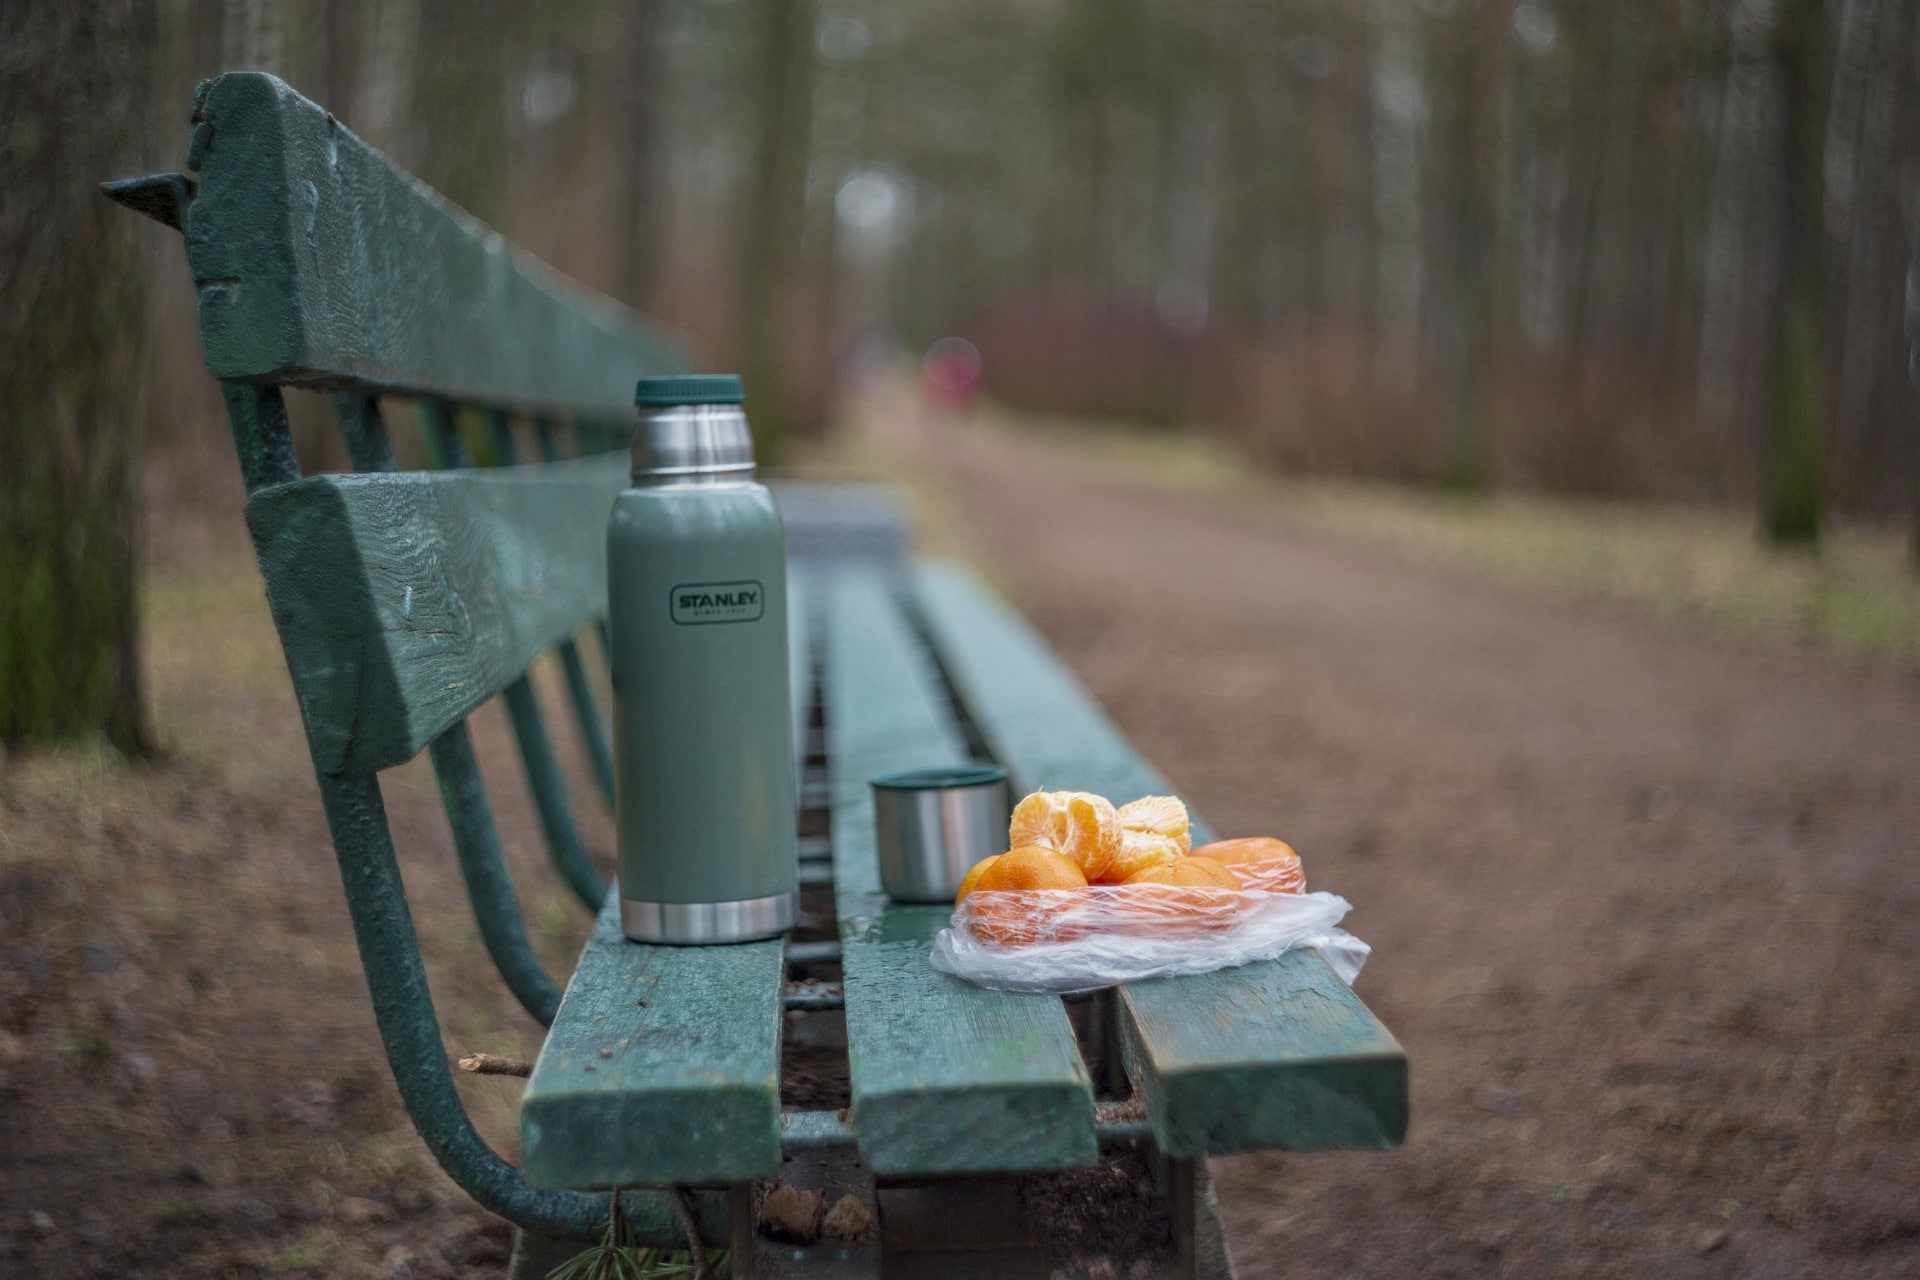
[822,570,1096,1177]
[524,419,620,809]
[182,72,687,414]
[910,559,1407,1156]
[244,454,629,774]
[476,407,607,908]
[1117,960,1407,1156]
[520,897,786,1188]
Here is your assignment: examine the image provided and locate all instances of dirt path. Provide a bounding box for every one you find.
[883,407,1920,1279]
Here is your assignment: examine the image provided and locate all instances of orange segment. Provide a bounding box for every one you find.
[964,846,1090,947]
[1099,827,1183,884]
[1191,837,1305,894]
[1116,795,1191,854]
[953,853,1003,906]
[1007,790,1121,882]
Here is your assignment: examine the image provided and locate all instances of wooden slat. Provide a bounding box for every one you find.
[822,571,1097,1177]
[245,454,628,774]
[184,72,685,414]
[1116,963,1407,1157]
[910,560,1407,1157]
[520,898,786,1188]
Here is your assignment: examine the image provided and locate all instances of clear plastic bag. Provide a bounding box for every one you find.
[928,886,1368,994]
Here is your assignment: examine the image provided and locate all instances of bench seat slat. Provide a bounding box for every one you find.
[909,560,1407,1157]
[820,571,1097,1177]
[185,72,684,416]
[245,455,628,774]
[520,898,786,1188]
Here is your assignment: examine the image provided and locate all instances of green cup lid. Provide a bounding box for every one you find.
[869,765,1008,791]
[635,374,744,407]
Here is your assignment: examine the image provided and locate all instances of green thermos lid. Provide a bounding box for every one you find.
[634,374,745,407]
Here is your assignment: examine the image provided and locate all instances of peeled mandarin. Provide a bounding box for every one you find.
[953,853,1003,905]
[1191,836,1305,894]
[1117,794,1192,854]
[1099,827,1184,884]
[1007,790,1122,882]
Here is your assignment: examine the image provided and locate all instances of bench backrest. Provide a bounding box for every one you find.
[109,71,693,1241]
[184,70,682,419]
[248,456,626,774]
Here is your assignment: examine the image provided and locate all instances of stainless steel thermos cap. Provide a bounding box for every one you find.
[870,765,1011,903]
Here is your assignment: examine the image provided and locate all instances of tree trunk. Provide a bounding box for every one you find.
[608,0,667,309]
[0,0,157,753]
[1762,0,1827,546]
[1442,3,1498,492]
[733,0,816,464]
[411,0,517,228]
[1906,175,1920,564]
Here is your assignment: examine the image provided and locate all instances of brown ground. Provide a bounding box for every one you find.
[1,445,593,1276]
[3,408,1917,1278]
[880,407,1920,1280]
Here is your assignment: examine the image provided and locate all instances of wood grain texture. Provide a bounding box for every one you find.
[184,72,686,414]
[821,570,1096,1176]
[245,454,628,774]
[910,560,1406,1156]
[520,896,786,1188]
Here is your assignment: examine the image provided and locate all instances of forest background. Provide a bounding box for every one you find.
[3,0,1920,752]
[5,0,1920,792]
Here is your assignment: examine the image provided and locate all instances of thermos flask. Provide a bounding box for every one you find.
[609,374,798,944]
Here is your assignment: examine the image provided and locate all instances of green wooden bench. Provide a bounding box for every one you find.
[111,72,1405,1278]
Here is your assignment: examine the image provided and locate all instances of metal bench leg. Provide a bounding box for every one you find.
[314,767,726,1243]
[427,722,566,1026]
[501,673,608,910]
[1171,1158,1237,1280]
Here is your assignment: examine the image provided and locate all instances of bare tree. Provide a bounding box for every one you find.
[1,0,157,752]
[733,0,817,461]
[1761,0,1828,545]
[609,0,669,308]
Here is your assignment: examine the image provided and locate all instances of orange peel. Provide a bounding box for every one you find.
[1191,837,1305,894]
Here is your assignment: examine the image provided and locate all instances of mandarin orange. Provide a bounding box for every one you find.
[964,846,1090,947]
[953,853,1003,905]
[1125,857,1243,890]
[1007,789,1121,881]
[1116,795,1192,853]
[1108,855,1247,936]
[1100,827,1184,884]
[1190,836,1305,894]
[974,845,1089,892]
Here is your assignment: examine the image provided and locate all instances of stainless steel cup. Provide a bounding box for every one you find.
[870,765,1011,903]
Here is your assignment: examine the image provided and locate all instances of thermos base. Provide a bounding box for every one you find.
[621,890,797,945]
